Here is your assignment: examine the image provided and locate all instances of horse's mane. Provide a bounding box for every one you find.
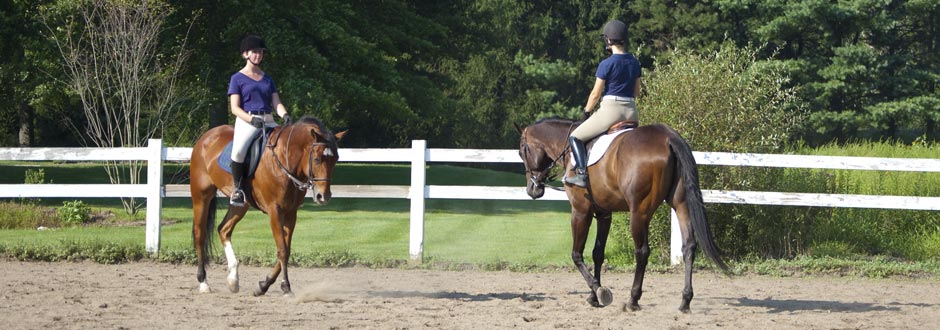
[293,115,336,145]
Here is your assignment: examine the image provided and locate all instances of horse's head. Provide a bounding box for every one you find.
[289,117,347,205]
[515,120,572,199]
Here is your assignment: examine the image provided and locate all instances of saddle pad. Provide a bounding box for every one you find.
[585,128,632,167]
[216,127,273,176]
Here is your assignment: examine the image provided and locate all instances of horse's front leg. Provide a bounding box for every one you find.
[279,211,298,295]
[570,207,606,307]
[254,209,296,297]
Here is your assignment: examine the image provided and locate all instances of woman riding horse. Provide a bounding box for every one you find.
[566,20,642,187]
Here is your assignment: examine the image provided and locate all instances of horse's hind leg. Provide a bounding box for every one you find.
[670,199,698,313]
[218,205,249,293]
[192,190,216,293]
[592,211,614,306]
[625,209,652,312]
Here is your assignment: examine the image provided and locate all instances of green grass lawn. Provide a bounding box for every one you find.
[0,162,591,268]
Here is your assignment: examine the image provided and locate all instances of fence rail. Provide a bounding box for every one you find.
[3,139,939,264]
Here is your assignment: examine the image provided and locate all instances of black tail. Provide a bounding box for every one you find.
[195,195,217,260]
[667,131,731,273]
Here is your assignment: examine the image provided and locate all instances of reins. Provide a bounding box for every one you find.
[522,121,609,213]
[267,123,334,192]
[521,124,574,191]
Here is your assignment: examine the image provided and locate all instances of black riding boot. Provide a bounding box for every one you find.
[230,161,247,207]
[564,136,589,187]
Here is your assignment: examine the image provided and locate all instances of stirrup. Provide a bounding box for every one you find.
[564,173,589,188]
[230,189,246,207]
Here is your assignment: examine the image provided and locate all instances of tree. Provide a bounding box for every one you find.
[42,0,194,214]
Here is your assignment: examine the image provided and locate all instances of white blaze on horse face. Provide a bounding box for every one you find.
[322,147,333,157]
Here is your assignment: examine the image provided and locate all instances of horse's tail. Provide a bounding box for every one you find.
[667,129,731,274]
[195,195,217,259]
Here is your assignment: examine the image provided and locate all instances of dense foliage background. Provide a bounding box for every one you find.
[1,0,937,149]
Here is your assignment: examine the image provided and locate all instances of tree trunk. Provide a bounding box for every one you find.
[17,101,34,147]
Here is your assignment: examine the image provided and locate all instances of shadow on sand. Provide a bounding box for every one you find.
[728,297,916,313]
[367,290,551,302]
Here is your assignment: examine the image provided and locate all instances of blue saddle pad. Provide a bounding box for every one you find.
[217,127,274,176]
[217,143,236,174]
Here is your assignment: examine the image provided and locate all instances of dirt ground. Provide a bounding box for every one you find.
[1,260,938,329]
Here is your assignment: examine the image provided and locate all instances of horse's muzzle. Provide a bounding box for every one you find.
[526,183,545,199]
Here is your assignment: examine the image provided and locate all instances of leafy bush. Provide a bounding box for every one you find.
[58,200,90,226]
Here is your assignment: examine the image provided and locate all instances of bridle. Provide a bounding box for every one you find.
[268,124,335,191]
[520,125,573,189]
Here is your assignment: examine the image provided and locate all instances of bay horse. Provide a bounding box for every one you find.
[190,116,346,296]
[516,118,729,313]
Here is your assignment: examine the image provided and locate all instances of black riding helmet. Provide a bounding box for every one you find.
[240,35,266,52]
[602,20,627,45]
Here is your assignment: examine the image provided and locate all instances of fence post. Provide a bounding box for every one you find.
[145,139,164,255]
[409,140,427,263]
[670,209,682,265]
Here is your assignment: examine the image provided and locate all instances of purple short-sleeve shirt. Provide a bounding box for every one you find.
[227,72,278,114]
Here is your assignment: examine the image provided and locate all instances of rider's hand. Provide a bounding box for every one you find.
[282,113,292,125]
[250,116,265,128]
[581,111,591,121]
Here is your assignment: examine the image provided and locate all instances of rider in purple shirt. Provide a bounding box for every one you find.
[227,35,291,207]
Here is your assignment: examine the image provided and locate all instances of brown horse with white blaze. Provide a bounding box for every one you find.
[516,118,728,313]
[190,116,346,296]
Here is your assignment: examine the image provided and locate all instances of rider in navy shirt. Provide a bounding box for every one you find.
[565,20,642,188]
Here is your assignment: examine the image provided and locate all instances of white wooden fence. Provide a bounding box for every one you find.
[3,139,940,264]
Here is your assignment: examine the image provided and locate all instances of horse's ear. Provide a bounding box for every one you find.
[513,122,524,134]
[334,130,348,141]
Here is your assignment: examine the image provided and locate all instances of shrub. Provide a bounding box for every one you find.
[58,200,90,226]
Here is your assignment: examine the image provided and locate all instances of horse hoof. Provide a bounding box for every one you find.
[595,287,613,306]
[227,281,239,293]
[622,301,641,312]
[586,296,603,307]
[253,287,265,297]
[198,283,211,293]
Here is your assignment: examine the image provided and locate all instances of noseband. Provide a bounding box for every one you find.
[269,124,335,191]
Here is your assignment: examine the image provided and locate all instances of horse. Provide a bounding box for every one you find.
[190,116,346,296]
[516,118,729,313]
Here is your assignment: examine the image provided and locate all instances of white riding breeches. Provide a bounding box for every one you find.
[231,114,276,163]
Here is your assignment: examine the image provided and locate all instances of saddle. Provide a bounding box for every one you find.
[583,120,638,166]
[218,126,276,178]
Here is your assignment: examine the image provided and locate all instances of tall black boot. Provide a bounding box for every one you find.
[564,136,589,187]
[230,161,247,206]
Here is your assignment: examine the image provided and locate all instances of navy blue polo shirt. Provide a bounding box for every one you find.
[595,53,642,98]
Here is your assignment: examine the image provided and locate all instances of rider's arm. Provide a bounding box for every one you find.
[584,77,605,113]
[230,94,253,123]
[271,92,288,118]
